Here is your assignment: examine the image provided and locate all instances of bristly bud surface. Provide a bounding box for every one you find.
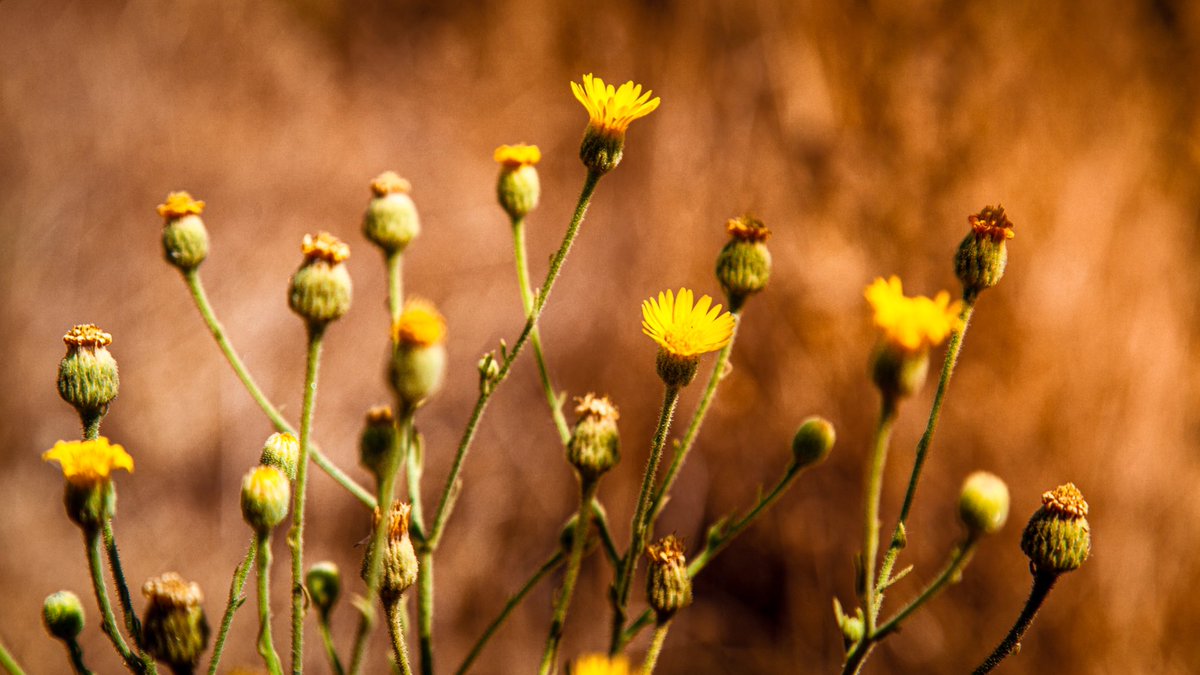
[140,572,210,671]
[389,299,447,413]
[43,590,85,641]
[240,465,290,533]
[306,561,341,619]
[259,431,299,481]
[716,215,772,311]
[363,172,420,255]
[495,144,542,221]
[359,405,396,479]
[646,535,692,619]
[567,393,621,480]
[791,416,836,468]
[289,232,352,326]
[1021,482,1092,575]
[157,191,210,271]
[58,324,120,427]
[955,204,1015,300]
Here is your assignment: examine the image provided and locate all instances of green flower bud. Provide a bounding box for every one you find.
[306,562,341,619]
[833,598,865,649]
[645,535,692,619]
[43,590,85,641]
[1021,483,1092,576]
[363,502,419,603]
[259,431,299,481]
[566,394,621,480]
[388,300,447,413]
[958,471,1010,537]
[955,205,1014,300]
[157,191,209,272]
[288,232,352,326]
[43,437,133,528]
[359,405,397,478]
[579,127,624,175]
[140,573,210,671]
[870,343,929,401]
[64,480,117,529]
[715,215,772,311]
[363,172,420,255]
[655,349,700,388]
[57,324,119,426]
[240,465,290,533]
[792,416,836,468]
[494,145,542,221]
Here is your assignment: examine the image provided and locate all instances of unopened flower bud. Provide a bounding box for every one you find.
[58,324,120,427]
[646,535,692,620]
[259,431,299,481]
[306,562,341,619]
[157,191,209,271]
[477,353,500,394]
[959,471,1010,537]
[363,501,419,603]
[388,299,447,413]
[870,343,929,401]
[791,416,836,468]
[43,591,85,641]
[1021,483,1091,576]
[566,394,621,480]
[359,405,396,478]
[289,232,352,326]
[240,465,290,533]
[363,172,420,255]
[140,573,209,671]
[955,205,1014,300]
[715,215,772,311]
[495,144,542,221]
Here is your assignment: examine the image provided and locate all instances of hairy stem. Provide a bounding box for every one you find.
[973,573,1058,675]
[641,621,672,675]
[103,521,141,651]
[257,534,285,675]
[84,528,139,672]
[288,325,325,674]
[386,598,414,675]
[316,612,346,675]
[861,398,898,635]
[207,536,258,674]
[538,480,600,675]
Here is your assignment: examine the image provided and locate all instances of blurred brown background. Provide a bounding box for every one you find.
[2,0,1199,672]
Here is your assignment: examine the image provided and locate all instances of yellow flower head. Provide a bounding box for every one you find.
[301,232,350,264]
[865,276,963,352]
[370,171,412,197]
[726,215,771,242]
[1042,482,1089,519]
[156,191,205,219]
[571,74,660,135]
[642,288,735,358]
[63,324,113,349]
[391,299,447,347]
[43,438,134,486]
[570,654,633,675]
[493,144,542,168]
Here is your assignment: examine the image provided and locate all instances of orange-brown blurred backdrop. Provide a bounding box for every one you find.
[2,0,1199,672]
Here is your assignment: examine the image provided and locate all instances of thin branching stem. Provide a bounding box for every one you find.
[316,612,346,675]
[208,536,258,675]
[641,621,671,675]
[84,528,140,672]
[0,638,27,675]
[539,480,600,674]
[386,598,414,675]
[973,573,1058,674]
[257,534,285,675]
[861,397,898,636]
[103,521,141,652]
[288,325,326,674]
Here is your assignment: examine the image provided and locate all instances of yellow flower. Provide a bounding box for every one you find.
[864,276,963,352]
[641,288,735,358]
[391,298,447,347]
[571,74,660,135]
[156,191,205,219]
[493,144,542,167]
[570,654,633,675]
[43,438,134,486]
[301,231,351,264]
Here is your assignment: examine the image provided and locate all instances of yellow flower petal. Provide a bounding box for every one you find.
[864,276,963,351]
[571,73,660,135]
[43,438,134,486]
[641,287,735,358]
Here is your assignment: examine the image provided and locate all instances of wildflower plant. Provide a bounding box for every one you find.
[11,73,1091,675]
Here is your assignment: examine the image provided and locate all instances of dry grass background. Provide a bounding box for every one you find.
[2,0,1199,672]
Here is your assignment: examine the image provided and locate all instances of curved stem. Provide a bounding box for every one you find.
[182,270,375,509]
[973,573,1058,674]
[861,397,898,636]
[316,613,346,675]
[427,170,601,548]
[511,217,571,445]
[641,621,671,675]
[63,638,92,675]
[84,528,140,672]
[649,313,741,523]
[0,638,26,675]
[103,521,141,650]
[256,534,285,675]
[386,598,414,675]
[208,536,258,674]
[877,301,976,597]
[608,385,681,655]
[455,551,566,675]
[539,480,600,675]
[873,538,977,641]
[288,325,326,674]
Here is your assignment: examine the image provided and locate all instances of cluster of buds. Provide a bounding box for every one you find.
[139,573,210,672]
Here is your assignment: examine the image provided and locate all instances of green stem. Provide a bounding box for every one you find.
[876,301,976,598]
[208,536,258,675]
[64,638,92,675]
[83,414,102,441]
[387,252,404,322]
[417,551,434,675]
[641,621,671,675]
[84,528,140,672]
[0,638,26,675]
[590,499,620,568]
[386,598,414,675]
[873,539,977,641]
[972,573,1058,675]
[289,325,326,674]
[455,551,566,675]
[427,170,601,549]
[609,385,681,655]
[103,520,141,649]
[649,315,741,523]
[182,270,375,509]
[511,217,571,445]
[348,415,409,675]
[257,534,285,675]
[538,480,600,675]
[861,398,898,636]
[317,613,346,675]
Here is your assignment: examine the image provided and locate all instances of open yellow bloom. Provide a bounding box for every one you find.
[571,74,660,135]
[156,191,205,219]
[493,144,542,167]
[570,654,633,675]
[392,298,447,347]
[642,288,735,358]
[43,438,134,486]
[865,276,963,351]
